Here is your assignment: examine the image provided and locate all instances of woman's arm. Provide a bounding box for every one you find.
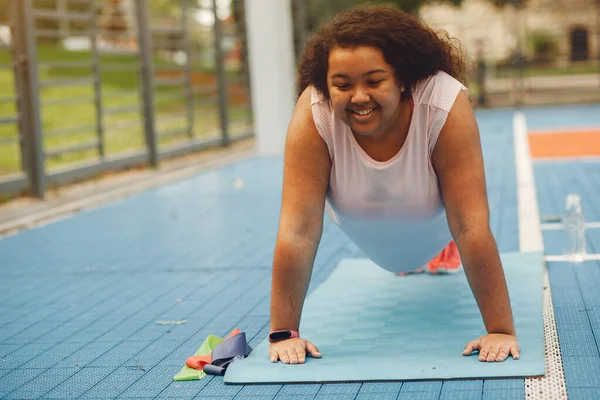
[432,90,519,362]
[269,87,331,363]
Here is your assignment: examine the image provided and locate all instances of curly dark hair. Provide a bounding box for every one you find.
[298,4,467,99]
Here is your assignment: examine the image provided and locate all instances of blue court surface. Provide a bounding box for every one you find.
[1,103,600,399]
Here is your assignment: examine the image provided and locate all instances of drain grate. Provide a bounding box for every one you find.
[525,267,568,399]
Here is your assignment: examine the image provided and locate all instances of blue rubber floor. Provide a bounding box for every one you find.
[530,102,600,400]
[0,103,598,399]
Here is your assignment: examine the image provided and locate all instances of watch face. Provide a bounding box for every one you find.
[270,330,291,341]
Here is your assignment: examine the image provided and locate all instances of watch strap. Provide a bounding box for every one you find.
[268,329,300,342]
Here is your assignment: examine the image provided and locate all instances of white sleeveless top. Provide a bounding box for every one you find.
[310,70,467,273]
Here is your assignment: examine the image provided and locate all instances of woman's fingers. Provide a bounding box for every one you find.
[306,341,322,358]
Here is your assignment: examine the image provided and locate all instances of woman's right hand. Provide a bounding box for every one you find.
[269,338,322,364]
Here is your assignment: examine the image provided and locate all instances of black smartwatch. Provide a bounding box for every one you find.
[268,329,300,342]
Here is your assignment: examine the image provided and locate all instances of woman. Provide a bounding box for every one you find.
[268,5,519,366]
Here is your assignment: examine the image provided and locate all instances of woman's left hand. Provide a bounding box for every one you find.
[462,333,520,362]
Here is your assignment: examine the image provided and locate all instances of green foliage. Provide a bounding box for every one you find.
[487,0,527,8]
[529,30,558,62]
[0,0,95,44]
[304,0,530,24]
[373,0,461,14]
[0,3,7,24]
[0,0,197,31]
[305,0,463,27]
[147,0,197,18]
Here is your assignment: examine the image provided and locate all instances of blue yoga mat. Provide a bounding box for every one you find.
[225,251,545,384]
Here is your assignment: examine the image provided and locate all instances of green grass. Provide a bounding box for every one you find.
[0,43,251,176]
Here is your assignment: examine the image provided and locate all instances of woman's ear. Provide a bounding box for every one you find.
[397,80,406,93]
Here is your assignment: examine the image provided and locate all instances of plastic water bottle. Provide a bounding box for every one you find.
[563,194,586,261]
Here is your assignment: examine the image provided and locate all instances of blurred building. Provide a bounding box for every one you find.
[420,0,600,65]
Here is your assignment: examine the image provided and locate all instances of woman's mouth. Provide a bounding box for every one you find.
[349,107,377,121]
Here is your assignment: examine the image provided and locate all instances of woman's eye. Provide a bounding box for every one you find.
[334,83,350,90]
[368,80,383,86]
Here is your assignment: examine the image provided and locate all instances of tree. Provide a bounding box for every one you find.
[0,2,7,25]
[379,0,462,14]
[148,0,197,20]
[305,0,464,28]
[371,0,527,12]
[0,0,92,43]
[487,0,527,7]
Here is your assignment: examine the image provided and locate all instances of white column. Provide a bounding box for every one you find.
[244,0,297,155]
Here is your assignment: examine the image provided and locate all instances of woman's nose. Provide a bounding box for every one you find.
[351,87,370,104]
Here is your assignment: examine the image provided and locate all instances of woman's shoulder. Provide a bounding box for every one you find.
[412,71,467,112]
[307,86,334,125]
[309,85,329,107]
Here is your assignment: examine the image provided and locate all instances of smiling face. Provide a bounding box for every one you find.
[327,46,404,139]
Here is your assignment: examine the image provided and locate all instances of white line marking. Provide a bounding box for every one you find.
[542,221,600,230]
[514,111,544,252]
[545,254,600,262]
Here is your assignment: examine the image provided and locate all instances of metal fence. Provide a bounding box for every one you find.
[0,0,252,199]
[293,0,600,108]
